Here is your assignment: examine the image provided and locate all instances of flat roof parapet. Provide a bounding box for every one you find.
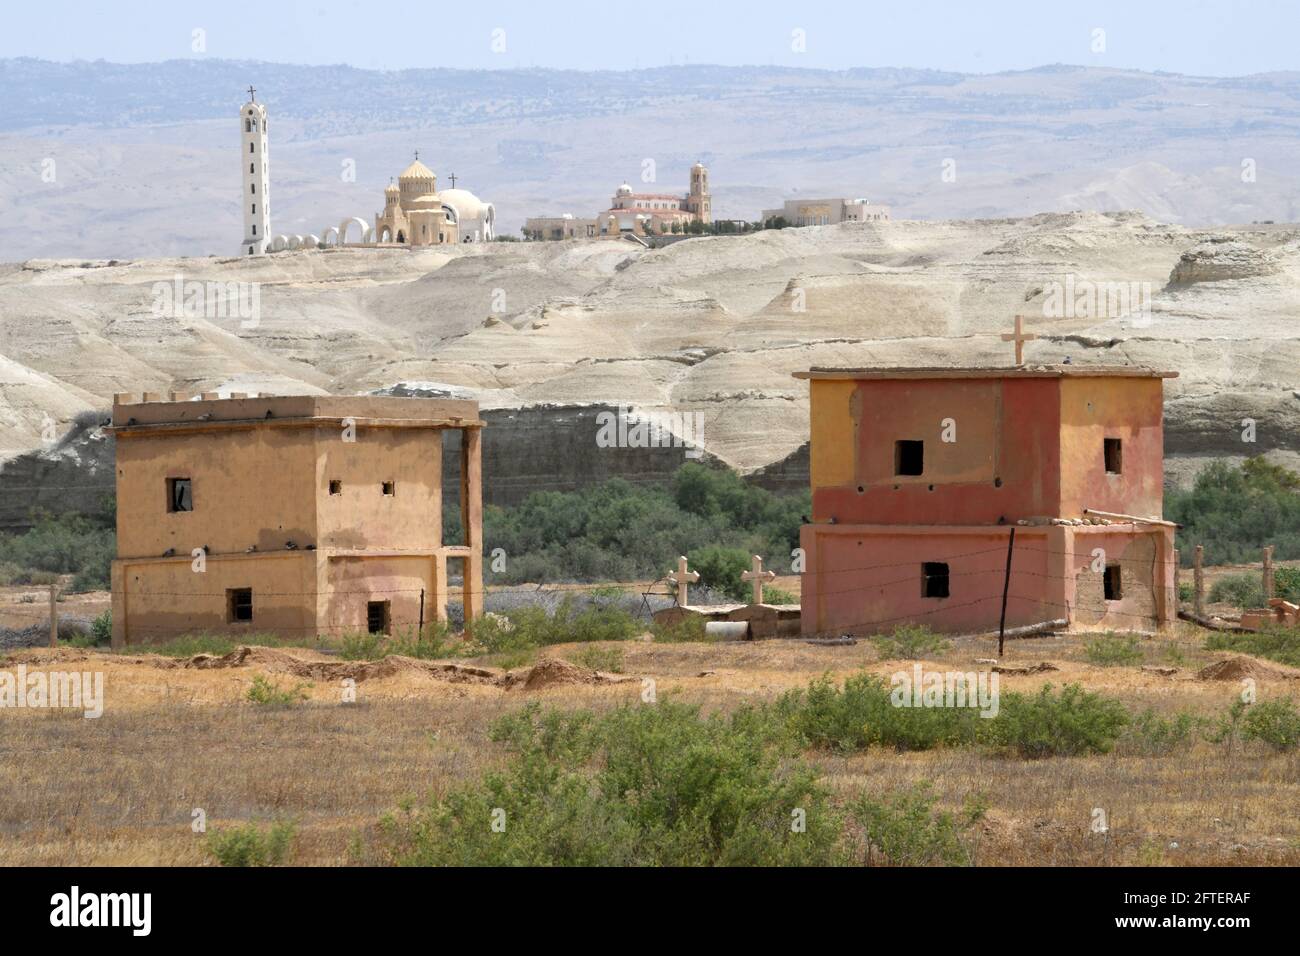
[110,394,482,431]
[794,364,1178,381]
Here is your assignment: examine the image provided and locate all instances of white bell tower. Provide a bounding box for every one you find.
[240,86,271,255]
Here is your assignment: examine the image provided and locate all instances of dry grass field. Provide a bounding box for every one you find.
[1,621,1298,867]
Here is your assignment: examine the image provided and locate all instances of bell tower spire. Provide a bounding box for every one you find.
[240,87,271,255]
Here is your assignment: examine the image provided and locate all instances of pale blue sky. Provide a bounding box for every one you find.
[1,0,1295,76]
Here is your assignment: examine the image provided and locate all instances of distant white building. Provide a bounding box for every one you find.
[761,197,890,227]
[240,87,271,255]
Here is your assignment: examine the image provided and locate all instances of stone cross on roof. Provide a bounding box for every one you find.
[448,172,457,188]
[247,85,256,102]
[1001,315,1037,366]
[667,555,700,606]
[740,554,777,604]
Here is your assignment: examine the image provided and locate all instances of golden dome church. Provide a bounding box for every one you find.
[373,153,496,245]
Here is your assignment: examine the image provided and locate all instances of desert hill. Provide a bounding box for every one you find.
[2,212,1299,520]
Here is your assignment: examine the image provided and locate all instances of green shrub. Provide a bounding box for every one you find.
[688,545,752,602]
[206,821,296,866]
[378,701,842,866]
[467,596,640,653]
[650,613,708,643]
[1209,573,1265,609]
[1166,458,1300,566]
[852,783,987,866]
[568,645,625,673]
[338,624,456,661]
[481,463,808,586]
[1083,633,1144,667]
[115,633,285,658]
[91,610,112,645]
[1241,698,1300,751]
[61,630,100,649]
[773,673,982,753]
[246,674,310,707]
[0,513,115,591]
[985,683,1130,759]
[870,624,951,660]
[490,648,537,671]
[1205,629,1300,668]
[763,585,799,604]
[1274,567,1300,602]
[1123,708,1202,755]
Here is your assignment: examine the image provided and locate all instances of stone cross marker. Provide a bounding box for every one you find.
[667,555,700,606]
[740,554,777,604]
[1001,315,1037,366]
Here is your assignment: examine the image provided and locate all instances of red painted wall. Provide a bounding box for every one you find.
[812,378,1062,526]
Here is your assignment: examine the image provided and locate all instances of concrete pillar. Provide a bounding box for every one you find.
[461,426,484,623]
[110,561,127,650]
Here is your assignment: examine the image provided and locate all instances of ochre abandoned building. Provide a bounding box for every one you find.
[109,393,482,648]
[795,365,1179,637]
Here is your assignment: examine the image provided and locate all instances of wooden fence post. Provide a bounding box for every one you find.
[49,583,58,648]
[1263,545,1275,602]
[1173,548,1180,611]
[1193,545,1205,618]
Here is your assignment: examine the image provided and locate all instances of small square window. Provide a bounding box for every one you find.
[895,440,924,476]
[328,480,342,496]
[167,478,192,513]
[381,481,395,496]
[1104,438,1123,475]
[367,600,390,635]
[922,562,950,598]
[1103,565,1123,601]
[227,588,253,623]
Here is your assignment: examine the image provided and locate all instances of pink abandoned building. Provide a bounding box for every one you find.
[795,365,1180,637]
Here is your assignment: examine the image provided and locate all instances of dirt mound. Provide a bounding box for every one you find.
[992,661,1059,675]
[179,646,503,684]
[510,656,637,691]
[1196,656,1299,682]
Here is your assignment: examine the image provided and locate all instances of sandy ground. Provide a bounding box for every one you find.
[0,620,1297,867]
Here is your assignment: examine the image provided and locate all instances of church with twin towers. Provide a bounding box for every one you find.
[239,87,496,255]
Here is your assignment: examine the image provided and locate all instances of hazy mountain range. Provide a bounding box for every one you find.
[1,58,1299,259]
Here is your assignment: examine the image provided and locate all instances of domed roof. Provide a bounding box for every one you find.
[399,158,437,181]
[384,182,400,194]
[616,182,633,196]
[438,188,493,220]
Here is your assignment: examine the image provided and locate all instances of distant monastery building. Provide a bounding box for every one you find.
[524,162,711,241]
[761,196,890,227]
[374,155,495,246]
[238,88,494,255]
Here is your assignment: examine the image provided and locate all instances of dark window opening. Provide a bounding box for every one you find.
[227,588,253,623]
[1104,438,1123,475]
[381,481,395,496]
[167,477,192,513]
[328,480,342,496]
[367,601,390,635]
[895,440,924,476]
[249,142,255,153]
[1104,564,1122,601]
[922,562,950,598]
